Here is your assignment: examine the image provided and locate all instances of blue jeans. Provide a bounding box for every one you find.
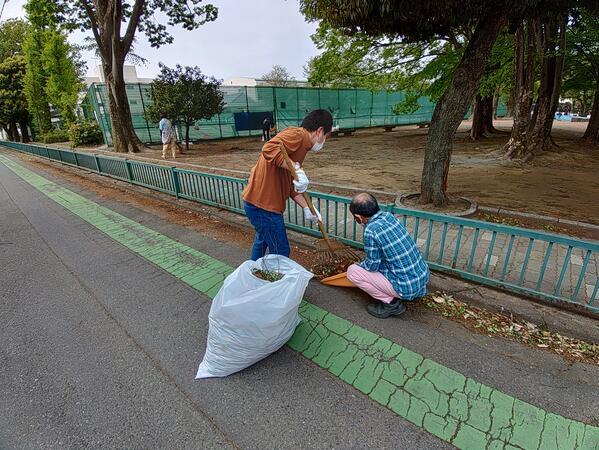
[244,201,290,261]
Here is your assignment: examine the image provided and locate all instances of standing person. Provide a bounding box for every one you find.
[346,193,430,318]
[262,116,272,142]
[243,109,333,260]
[159,113,177,159]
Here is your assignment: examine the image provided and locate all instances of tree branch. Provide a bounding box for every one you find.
[123,0,145,53]
[360,51,447,77]
[79,0,104,57]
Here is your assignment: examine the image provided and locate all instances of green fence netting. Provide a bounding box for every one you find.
[86,84,442,146]
[86,83,508,146]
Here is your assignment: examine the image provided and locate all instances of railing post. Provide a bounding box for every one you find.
[125,159,134,182]
[93,154,101,172]
[57,150,63,162]
[44,146,51,159]
[171,166,180,199]
[73,151,79,167]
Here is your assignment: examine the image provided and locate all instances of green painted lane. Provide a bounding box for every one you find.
[1,153,597,450]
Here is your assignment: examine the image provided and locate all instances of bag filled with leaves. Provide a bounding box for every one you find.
[196,254,313,378]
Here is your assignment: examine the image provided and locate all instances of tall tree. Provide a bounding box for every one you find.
[42,29,82,125]
[23,0,56,134]
[503,14,569,160]
[301,1,579,204]
[0,56,31,142]
[262,65,294,87]
[55,0,218,153]
[565,10,599,145]
[502,21,539,160]
[526,15,568,154]
[0,19,29,61]
[145,63,224,151]
[302,0,511,206]
[470,33,514,139]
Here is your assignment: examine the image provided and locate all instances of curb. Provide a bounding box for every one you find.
[396,192,478,217]
[478,206,599,232]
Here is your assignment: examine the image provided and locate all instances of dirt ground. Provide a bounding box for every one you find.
[71,119,599,225]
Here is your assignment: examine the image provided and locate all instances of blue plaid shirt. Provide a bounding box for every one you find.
[359,211,429,300]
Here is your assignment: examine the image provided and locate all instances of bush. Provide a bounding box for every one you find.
[38,129,69,144]
[68,121,103,148]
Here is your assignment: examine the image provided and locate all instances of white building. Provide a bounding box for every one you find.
[84,65,153,87]
[222,76,310,88]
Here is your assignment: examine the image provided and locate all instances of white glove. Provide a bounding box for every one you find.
[303,206,322,224]
[293,168,309,194]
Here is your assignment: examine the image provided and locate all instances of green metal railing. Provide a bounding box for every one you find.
[3,140,597,314]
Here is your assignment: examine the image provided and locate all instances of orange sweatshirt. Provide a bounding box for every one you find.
[242,127,313,213]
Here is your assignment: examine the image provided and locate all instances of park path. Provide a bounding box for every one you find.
[1,150,597,449]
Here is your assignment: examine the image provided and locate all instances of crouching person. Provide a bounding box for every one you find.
[347,193,430,318]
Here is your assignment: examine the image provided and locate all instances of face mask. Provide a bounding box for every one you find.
[311,131,325,152]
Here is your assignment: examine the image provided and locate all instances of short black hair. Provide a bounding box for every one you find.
[349,193,380,217]
[161,112,167,118]
[301,109,333,133]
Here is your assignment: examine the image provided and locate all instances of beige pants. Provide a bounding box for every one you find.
[162,138,177,159]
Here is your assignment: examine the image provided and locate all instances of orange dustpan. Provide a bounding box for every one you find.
[320,272,357,287]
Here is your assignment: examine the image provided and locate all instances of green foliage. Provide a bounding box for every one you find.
[23,0,82,132]
[306,22,512,113]
[301,1,578,42]
[23,33,52,133]
[52,0,218,152]
[562,10,599,107]
[478,33,514,99]
[23,0,54,133]
[42,30,82,124]
[0,56,29,130]
[57,0,218,49]
[145,63,224,137]
[38,128,69,143]
[0,19,29,61]
[302,0,578,113]
[68,121,103,147]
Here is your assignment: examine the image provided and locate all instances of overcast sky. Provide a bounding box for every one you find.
[1,0,320,80]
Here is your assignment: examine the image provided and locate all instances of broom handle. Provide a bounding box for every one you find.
[278,144,334,250]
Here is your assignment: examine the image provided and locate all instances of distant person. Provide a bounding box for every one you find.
[262,117,272,141]
[243,109,333,260]
[346,193,430,318]
[159,113,176,159]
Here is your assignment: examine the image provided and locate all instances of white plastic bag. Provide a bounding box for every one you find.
[196,255,313,379]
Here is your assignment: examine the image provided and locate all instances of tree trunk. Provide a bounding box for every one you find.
[492,89,500,120]
[8,122,19,141]
[19,118,30,143]
[185,123,190,151]
[582,81,599,145]
[103,61,144,153]
[503,21,538,160]
[527,16,566,155]
[471,94,495,139]
[420,11,507,206]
